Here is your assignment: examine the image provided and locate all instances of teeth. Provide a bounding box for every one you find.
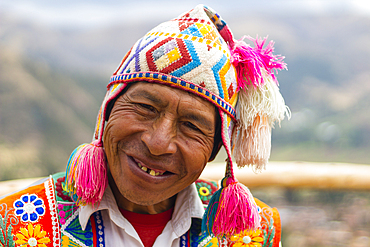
[138,162,164,176]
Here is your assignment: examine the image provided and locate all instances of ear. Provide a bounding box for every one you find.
[105,83,133,121]
[208,134,223,162]
[208,107,222,162]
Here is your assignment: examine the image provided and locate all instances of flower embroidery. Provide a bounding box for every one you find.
[61,236,80,247]
[230,229,264,247]
[15,223,50,247]
[14,194,45,223]
[196,182,214,202]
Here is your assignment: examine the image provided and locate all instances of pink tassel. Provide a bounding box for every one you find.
[65,140,107,206]
[229,35,287,90]
[213,177,260,239]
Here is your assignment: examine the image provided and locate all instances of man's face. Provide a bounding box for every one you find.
[103,82,217,206]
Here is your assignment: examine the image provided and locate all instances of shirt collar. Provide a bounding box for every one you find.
[79,182,205,234]
[171,183,204,235]
[79,184,119,231]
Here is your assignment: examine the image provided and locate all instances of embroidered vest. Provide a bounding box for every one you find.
[0,173,281,247]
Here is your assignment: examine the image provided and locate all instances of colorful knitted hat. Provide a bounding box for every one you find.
[64,4,289,241]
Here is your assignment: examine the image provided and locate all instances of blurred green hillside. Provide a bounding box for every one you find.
[0,46,105,179]
[1,12,370,180]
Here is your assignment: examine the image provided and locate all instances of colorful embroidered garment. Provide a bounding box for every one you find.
[0,174,280,247]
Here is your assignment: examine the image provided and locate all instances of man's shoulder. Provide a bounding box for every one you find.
[0,173,62,247]
[0,172,101,247]
[0,172,66,206]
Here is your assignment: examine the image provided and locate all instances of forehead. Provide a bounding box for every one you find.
[126,82,216,110]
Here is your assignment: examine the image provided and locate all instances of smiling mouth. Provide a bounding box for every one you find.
[136,161,172,177]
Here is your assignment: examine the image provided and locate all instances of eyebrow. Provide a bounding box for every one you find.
[130,89,165,106]
[184,113,215,131]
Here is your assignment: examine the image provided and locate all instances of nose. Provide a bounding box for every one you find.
[141,116,177,156]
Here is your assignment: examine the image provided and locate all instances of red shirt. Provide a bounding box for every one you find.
[119,208,174,247]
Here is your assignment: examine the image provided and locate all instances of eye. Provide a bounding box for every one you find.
[183,121,201,132]
[138,103,156,112]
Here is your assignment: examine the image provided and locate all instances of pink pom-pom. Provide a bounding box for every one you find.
[229,35,287,90]
[213,177,260,239]
[65,140,107,206]
[75,140,107,205]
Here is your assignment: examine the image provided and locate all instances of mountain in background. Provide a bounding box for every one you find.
[0,45,105,179]
[1,9,370,180]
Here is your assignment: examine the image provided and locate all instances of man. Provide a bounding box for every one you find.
[0,4,288,247]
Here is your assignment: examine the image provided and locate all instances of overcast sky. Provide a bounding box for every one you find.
[1,0,370,29]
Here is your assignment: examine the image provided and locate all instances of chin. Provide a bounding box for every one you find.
[118,184,167,205]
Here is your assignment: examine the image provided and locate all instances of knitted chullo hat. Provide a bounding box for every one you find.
[64,4,289,241]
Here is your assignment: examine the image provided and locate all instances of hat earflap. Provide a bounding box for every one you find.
[63,140,107,206]
[63,83,128,206]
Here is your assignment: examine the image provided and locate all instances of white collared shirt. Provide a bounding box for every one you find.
[79,183,205,247]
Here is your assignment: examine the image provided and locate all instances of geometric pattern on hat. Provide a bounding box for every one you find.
[146,38,201,76]
[179,21,222,47]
